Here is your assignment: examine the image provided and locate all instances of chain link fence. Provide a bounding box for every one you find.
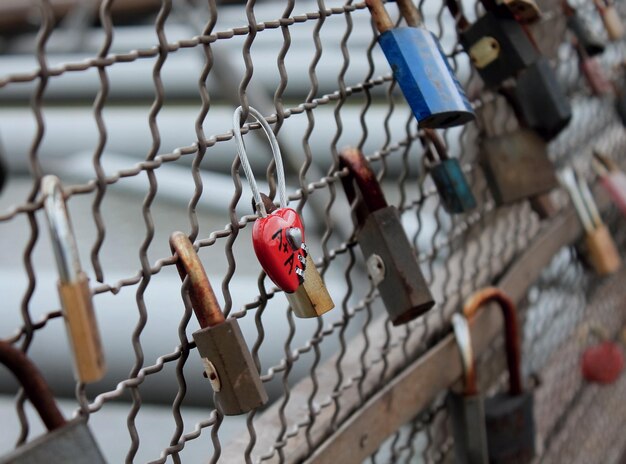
[0,0,625,462]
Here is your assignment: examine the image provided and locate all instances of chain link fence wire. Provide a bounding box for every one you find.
[0,0,626,462]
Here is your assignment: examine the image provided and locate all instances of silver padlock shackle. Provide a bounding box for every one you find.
[451,313,478,396]
[0,340,66,431]
[232,106,288,218]
[463,287,523,396]
[42,175,82,284]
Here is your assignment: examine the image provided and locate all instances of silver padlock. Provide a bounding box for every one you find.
[0,341,105,464]
[447,313,489,464]
[170,232,268,415]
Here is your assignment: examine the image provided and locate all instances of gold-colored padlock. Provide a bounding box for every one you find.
[42,176,106,384]
[469,37,501,69]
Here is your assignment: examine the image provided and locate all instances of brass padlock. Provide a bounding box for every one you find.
[447,313,489,464]
[559,168,622,275]
[0,341,105,463]
[170,232,268,415]
[464,288,535,464]
[594,0,624,41]
[339,147,435,325]
[257,193,335,318]
[479,129,558,207]
[41,175,106,384]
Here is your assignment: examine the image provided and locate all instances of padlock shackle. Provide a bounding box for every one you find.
[170,232,225,329]
[0,341,67,432]
[395,0,423,28]
[365,0,394,33]
[339,148,389,222]
[421,128,450,163]
[42,175,83,284]
[451,313,478,396]
[463,287,523,396]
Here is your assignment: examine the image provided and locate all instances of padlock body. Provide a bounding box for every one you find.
[57,272,106,384]
[378,27,475,128]
[480,129,558,205]
[460,13,538,88]
[513,58,572,140]
[286,254,335,318]
[447,392,489,464]
[567,16,605,56]
[602,6,625,41]
[430,158,477,214]
[484,392,535,464]
[584,224,622,275]
[0,418,105,464]
[193,318,268,415]
[357,206,435,325]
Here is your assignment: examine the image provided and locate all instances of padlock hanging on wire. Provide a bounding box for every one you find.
[41,175,106,384]
[365,0,475,129]
[232,106,334,318]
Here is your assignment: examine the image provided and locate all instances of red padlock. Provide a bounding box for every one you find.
[233,106,307,293]
[580,326,624,384]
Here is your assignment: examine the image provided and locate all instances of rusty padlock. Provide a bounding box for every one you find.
[0,341,105,463]
[464,287,535,464]
[422,128,477,214]
[42,175,106,384]
[479,129,558,207]
[594,0,624,41]
[447,313,489,464]
[256,193,334,318]
[339,147,435,325]
[170,232,268,415]
[559,167,622,275]
[580,325,624,385]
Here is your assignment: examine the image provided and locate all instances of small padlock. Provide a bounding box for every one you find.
[495,0,541,24]
[366,0,475,128]
[422,128,477,214]
[512,57,572,140]
[455,10,539,89]
[593,152,626,217]
[170,232,268,415]
[257,193,334,318]
[447,313,489,464]
[464,288,535,464]
[41,175,106,384]
[575,41,613,96]
[233,106,308,295]
[594,0,624,41]
[563,0,606,57]
[339,147,435,325]
[580,325,624,385]
[560,167,622,275]
[0,340,105,463]
[479,129,558,206]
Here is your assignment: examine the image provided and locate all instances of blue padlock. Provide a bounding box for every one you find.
[423,128,477,214]
[367,0,475,129]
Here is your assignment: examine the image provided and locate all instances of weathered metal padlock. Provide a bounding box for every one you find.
[170,232,268,415]
[576,41,613,96]
[422,128,476,214]
[580,325,624,385]
[257,193,334,318]
[560,167,622,275]
[233,106,308,295]
[41,175,106,384]
[479,129,557,206]
[594,0,624,41]
[464,288,535,464]
[512,57,572,140]
[339,147,435,325]
[563,0,605,56]
[447,313,489,464]
[456,10,539,89]
[366,0,475,128]
[0,340,105,463]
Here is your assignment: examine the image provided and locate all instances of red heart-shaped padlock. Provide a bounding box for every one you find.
[581,341,624,384]
[252,208,307,293]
